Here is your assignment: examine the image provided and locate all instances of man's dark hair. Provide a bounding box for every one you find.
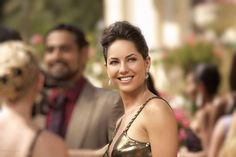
[0,27,22,43]
[45,23,89,49]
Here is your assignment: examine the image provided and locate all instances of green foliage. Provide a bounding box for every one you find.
[1,0,104,70]
[0,0,7,21]
[163,41,220,74]
[1,0,103,40]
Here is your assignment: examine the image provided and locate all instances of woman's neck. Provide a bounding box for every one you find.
[0,100,32,122]
[201,95,213,108]
[120,86,153,113]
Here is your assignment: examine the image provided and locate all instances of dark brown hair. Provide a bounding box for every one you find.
[101,21,149,63]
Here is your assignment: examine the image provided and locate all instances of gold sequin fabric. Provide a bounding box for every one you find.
[105,132,151,157]
[103,97,159,157]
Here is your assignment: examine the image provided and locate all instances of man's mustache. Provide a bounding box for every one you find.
[49,60,68,67]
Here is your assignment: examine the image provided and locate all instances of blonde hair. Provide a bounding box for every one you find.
[219,111,236,157]
[0,41,39,103]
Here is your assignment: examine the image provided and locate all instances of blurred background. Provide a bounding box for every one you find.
[1,0,236,102]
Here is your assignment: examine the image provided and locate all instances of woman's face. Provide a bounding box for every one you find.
[106,39,150,93]
[186,72,198,102]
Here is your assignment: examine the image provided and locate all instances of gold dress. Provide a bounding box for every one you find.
[103,97,159,157]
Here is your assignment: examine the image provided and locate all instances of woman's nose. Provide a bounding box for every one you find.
[119,62,129,74]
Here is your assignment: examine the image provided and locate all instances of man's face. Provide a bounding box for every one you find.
[44,30,84,82]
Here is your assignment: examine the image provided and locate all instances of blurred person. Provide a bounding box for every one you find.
[100,21,178,157]
[208,113,232,157]
[0,27,22,108]
[179,63,221,157]
[33,23,124,149]
[218,111,236,157]
[0,41,68,157]
[0,26,22,42]
[208,53,236,157]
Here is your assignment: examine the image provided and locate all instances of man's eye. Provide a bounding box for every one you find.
[60,46,70,52]
[46,47,53,53]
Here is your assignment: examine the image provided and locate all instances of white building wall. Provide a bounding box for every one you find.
[103,0,191,93]
[104,0,160,50]
[103,0,191,50]
[126,0,160,50]
[103,0,125,24]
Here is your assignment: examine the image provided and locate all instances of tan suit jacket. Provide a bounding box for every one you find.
[34,80,123,149]
[65,81,123,149]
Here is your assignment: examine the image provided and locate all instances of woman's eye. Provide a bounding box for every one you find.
[128,58,136,62]
[109,60,118,65]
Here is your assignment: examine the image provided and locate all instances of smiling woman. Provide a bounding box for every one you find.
[100,21,178,157]
[105,39,149,93]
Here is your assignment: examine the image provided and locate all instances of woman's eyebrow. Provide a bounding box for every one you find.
[109,53,136,60]
[125,53,136,58]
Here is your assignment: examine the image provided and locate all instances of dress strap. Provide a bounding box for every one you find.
[123,96,158,133]
[28,129,43,157]
[113,118,122,137]
[103,96,159,157]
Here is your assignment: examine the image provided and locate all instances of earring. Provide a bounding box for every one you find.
[145,72,149,79]
[196,92,203,108]
[108,79,112,86]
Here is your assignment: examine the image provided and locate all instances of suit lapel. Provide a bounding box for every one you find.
[65,82,96,148]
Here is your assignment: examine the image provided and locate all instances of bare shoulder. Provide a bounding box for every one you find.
[142,97,176,127]
[34,131,68,157]
[143,98,174,117]
[142,97,178,156]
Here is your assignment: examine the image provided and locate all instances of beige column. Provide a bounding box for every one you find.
[103,0,125,25]
[159,0,191,48]
[125,0,161,50]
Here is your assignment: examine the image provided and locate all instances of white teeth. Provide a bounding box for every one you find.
[120,76,132,81]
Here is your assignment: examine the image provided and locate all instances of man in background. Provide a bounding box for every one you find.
[33,24,123,149]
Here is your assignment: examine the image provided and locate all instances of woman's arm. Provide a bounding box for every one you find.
[35,131,69,157]
[208,117,227,157]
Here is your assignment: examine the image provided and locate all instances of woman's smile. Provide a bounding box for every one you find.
[118,76,134,83]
